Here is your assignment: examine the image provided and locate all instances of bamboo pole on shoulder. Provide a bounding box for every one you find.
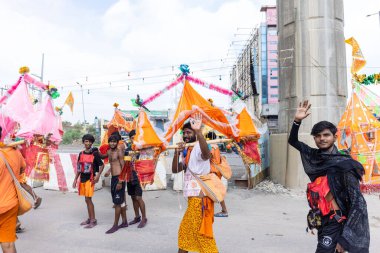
[3,140,25,147]
[166,138,233,149]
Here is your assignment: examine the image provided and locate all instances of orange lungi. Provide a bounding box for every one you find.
[0,205,18,242]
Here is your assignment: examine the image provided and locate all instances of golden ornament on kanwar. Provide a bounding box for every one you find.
[345,37,366,74]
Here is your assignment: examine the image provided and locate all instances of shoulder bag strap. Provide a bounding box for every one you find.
[0,150,35,204]
[211,160,223,173]
[188,168,219,202]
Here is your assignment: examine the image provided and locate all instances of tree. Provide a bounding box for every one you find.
[62,121,72,130]
[87,125,96,137]
[62,121,85,144]
[62,129,83,144]
[61,121,99,145]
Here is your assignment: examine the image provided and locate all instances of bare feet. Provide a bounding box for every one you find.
[128,216,141,225]
[34,197,42,209]
[105,225,119,234]
[84,219,97,228]
[137,218,147,228]
[80,218,90,226]
[118,222,129,229]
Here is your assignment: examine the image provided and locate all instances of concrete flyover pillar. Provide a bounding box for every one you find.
[271,0,347,188]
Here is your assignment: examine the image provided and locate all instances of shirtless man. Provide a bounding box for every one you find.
[102,135,128,234]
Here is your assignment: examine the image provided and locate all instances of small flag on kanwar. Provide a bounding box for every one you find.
[64,92,74,113]
[345,37,366,74]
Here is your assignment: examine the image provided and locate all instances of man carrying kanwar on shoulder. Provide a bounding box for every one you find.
[288,100,370,253]
[0,126,27,253]
[125,130,147,228]
[172,113,218,253]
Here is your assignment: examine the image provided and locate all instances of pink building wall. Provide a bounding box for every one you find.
[265,7,278,104]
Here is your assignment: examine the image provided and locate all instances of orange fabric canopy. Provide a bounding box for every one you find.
[101,109,135,146]
[107,109,135,137]
[236,108,260,140]
[133,110,165,151]
[338,93,380,132]
[338,91,380,184]
[164,79,260,143]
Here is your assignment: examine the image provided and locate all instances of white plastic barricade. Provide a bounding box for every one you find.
[103,156,167,191]
[44,153,102,192]
[27,178,43,188]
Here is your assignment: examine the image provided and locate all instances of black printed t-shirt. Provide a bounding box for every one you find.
[77,148,104,183]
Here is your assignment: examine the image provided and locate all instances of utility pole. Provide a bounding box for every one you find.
[76,80,86,124]
[31,53,45,101]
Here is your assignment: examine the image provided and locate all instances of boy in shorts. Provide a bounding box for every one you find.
[103,135,128,234]
[72,134,104,229]
[126,130,147,228]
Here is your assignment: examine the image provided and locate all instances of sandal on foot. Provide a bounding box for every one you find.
[128,216,141,225]
[105,225,119,234]
[137,218,147,228]
[214,212,228,217]
[34,197,42,209]
[80,218,90,226]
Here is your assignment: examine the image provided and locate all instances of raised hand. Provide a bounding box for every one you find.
[190,112,203,131]
[294,100,311,122]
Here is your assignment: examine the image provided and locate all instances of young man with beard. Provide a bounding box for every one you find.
[172,113,218,253]
[72,134,104,229]
[288,101,370,253]
[102,135,128,234]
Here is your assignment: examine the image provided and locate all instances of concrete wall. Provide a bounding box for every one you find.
[269,134,287,186]
[272,0,347,188]
[270,133,321,189]
[277,0,347,133]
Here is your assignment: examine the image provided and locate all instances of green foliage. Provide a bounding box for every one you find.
[87,125,96,137]
[73,122,84,131]
[62,121,101,145]
[62,121,72,129]
[62,129,83,144]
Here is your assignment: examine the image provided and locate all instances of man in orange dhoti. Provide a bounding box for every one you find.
[0,127,27,253]
[172,114,218,253]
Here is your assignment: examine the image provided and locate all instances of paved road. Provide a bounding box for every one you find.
[16,186,380,253]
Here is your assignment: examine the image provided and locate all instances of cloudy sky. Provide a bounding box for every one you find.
[0,0,379,124]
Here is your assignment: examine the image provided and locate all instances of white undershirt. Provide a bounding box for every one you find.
[183,142,210,197]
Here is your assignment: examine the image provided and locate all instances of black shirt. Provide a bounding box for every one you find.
[78,148,104,183]
[288,121,370,252]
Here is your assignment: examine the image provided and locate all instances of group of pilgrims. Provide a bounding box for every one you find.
[0,70,372,253]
